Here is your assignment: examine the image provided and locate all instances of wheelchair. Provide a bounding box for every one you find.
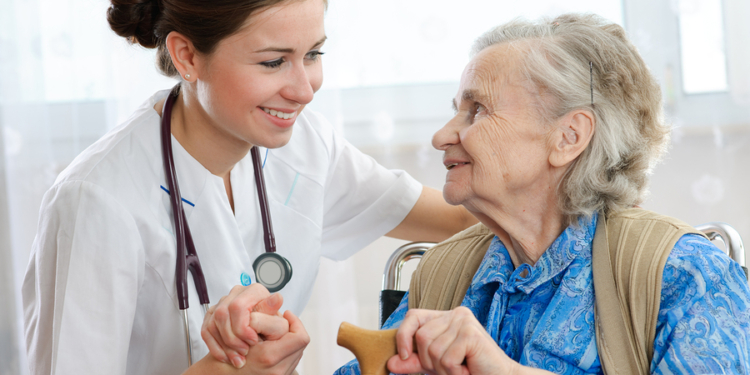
[379,222,748,328]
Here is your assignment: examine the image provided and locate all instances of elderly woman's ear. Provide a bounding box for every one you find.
[548,110,595,168]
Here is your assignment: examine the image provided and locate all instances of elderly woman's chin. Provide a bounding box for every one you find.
[441,178,473,207]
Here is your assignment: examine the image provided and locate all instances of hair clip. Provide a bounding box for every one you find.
[589,61,594,107]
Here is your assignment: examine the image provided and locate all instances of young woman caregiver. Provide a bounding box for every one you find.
[21,0,477,374]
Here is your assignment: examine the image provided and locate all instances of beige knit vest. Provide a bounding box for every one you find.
[407,208,706,374]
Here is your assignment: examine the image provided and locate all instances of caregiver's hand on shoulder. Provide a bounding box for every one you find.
[387,307,520,375]
[201,284,289,368]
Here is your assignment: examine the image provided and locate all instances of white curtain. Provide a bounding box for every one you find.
[0,1,175,373]
[2,0,749,374]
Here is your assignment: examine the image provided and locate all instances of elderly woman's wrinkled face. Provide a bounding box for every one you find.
[433,44,556,212]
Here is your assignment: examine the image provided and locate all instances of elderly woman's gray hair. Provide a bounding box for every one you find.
[472,13,669,220]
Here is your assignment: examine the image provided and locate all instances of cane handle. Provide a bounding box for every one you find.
[337,322,400,375]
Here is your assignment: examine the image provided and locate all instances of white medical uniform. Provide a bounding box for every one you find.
[22,89,422,375]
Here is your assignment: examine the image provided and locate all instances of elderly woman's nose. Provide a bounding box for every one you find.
[432,119,461,151]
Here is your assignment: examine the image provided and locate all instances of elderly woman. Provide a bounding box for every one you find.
[334,13,750,375]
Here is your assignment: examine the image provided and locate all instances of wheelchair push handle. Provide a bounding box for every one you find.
[380,242,434,328]
[696,222,748,280]
[382,242,433,291]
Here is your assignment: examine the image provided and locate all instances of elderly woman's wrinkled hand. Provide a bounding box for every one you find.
[387,307,518,375]
[200,284,290,368]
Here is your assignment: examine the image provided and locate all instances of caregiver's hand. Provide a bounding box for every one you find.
[387,307,543,375]
[201,284,288,368]
[189,310,308,375]
[237,310,308,375]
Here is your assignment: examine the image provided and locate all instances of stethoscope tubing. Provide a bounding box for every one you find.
[160,84,290,366]
[160,85,211,312]
[251,146,277,253]
[161,85,210,366]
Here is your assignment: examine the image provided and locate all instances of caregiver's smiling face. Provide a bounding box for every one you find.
[194,0,327,149]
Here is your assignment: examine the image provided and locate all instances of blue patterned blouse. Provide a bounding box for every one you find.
[334,213,750,374]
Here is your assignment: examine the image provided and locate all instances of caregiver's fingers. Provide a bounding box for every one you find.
[201,300,249,364]
[202,311,248,368]
[204,306,254,368]
[268,310,310,359]
[253,310,309,357]
[225,284,271,343]
[201,284,271,366]
[245,310,310,369]
[201,317,230,363]
[252,293,284,316]
[396,309,447,360]
[201,334,226,363]
[219,307,252,347]
[284,310,310,347]
[248,311,290,341]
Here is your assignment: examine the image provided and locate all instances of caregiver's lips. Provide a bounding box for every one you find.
[262,106,297,119]
[260,106,298,128]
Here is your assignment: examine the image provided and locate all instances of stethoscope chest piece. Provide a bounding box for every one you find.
[253,252,293,293]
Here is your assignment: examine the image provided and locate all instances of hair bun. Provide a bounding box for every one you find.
[107,0,162,48]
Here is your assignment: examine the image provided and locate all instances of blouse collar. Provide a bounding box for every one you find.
[470,212,599,294]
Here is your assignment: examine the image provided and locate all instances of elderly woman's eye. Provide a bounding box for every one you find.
[475,104,487,115]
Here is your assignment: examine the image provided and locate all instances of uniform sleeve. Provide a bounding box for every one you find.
[333,292,411,375]
[651,234,750,374]
[22,181,145,375]
[317,115,422,261]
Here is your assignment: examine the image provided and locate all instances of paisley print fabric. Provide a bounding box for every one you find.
[334,213,750,374]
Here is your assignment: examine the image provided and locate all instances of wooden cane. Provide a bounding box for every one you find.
[336,322,401,375]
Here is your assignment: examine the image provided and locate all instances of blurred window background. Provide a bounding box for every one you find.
[1,0,748,374]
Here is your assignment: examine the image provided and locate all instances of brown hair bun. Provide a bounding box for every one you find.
[107,0,162,49]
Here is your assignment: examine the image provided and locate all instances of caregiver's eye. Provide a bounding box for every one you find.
[260,58,284,69]
[305,50,325,62]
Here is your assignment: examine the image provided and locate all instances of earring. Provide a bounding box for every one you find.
[184,73,191,80]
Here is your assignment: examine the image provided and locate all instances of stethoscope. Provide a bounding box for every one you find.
[160,84,293,366]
